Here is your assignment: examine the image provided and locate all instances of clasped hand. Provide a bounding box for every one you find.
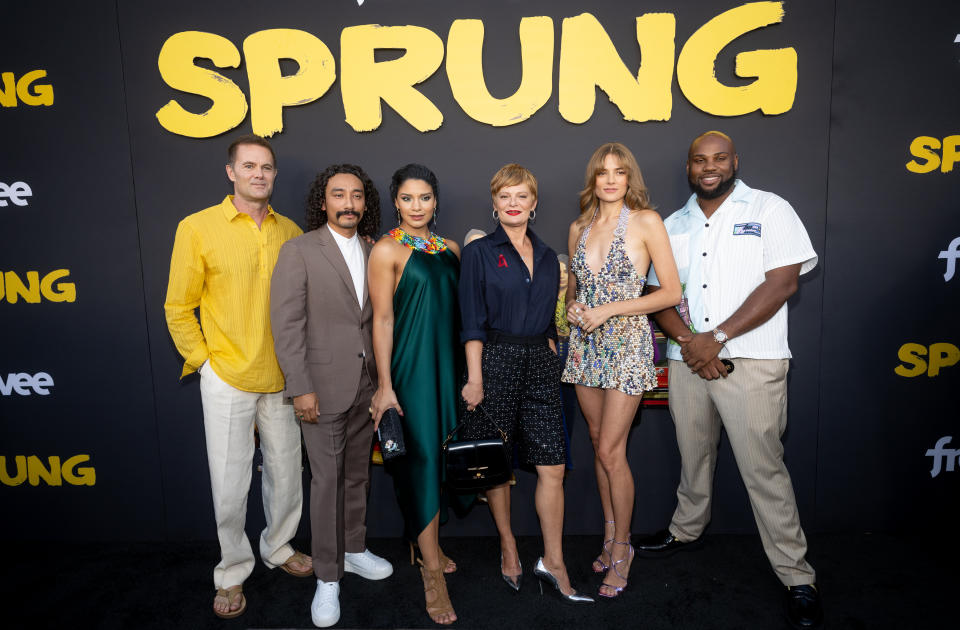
[677,332,728,381]
[566,301,610,334]
[293,392,320,423]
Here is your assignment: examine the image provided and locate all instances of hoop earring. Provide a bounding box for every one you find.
[529,210,536,222]
[492,210,499,221]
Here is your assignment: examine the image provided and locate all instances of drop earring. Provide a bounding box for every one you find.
[396,208,401,225]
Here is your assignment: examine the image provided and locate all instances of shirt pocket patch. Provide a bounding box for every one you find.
[733,222,762,237]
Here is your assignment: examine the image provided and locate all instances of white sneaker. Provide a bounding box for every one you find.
[311,579,340,628]
[343,549,394,580]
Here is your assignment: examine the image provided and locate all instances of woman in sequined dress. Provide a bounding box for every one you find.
[368,164,469,625]
[560,142,681,598]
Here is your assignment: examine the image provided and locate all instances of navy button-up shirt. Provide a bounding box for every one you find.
[459,224,560,343]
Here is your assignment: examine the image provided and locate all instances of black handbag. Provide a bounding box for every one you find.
[377,407,407,461]
[442,404,511,492]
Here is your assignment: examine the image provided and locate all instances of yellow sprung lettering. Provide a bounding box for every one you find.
[941,136,960,173]
[15,70,54,106]
[677,1,796,117]
[0,456,27,486]
[0,71,54,107]
[446,17,553,127]
[0,455,95,487]
[1,270,75,304]
[906,136,942,173]
[894,343,927,377]
[155,31,248,138]
[3,271,41,304]
[0,72,15,107]
[928,343,960,377]
[341,24,444,132]
[40,269,76,302]
[61,455,96,486]
[559,13,675,124]
[243,29,337,138]
[28,455,62,486]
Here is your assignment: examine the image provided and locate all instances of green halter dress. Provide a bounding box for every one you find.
[386,230,472,538]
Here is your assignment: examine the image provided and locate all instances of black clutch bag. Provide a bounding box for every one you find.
[442,404,511,492]
[377,407,407,461]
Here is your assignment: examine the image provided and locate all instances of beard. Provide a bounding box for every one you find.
[688,168,738,199]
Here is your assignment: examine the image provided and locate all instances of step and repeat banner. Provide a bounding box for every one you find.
[1,0,955,541]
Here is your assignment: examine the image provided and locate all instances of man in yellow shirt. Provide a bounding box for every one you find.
[165,135,312,620]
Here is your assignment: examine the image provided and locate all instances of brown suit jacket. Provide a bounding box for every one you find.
[270,226,376,414]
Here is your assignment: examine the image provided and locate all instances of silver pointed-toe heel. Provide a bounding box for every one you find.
[500,553,522,592]
[533,557,594,604]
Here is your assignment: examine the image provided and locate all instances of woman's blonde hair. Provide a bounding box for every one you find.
[576,142,652,226]
[490,163,538,199]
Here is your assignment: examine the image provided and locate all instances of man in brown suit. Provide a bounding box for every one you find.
[270,164,392,628]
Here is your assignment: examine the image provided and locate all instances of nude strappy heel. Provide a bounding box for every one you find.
[421,566,456,624]
[598,540,634,598]
[591,520,615,573]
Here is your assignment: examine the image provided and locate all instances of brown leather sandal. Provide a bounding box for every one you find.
[420,566,456,624]
[213,585,246,619]
[409,542,457,573]
[280,550,313,577]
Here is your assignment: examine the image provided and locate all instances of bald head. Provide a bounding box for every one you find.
[686,131,739,202]
[688,131,736,160]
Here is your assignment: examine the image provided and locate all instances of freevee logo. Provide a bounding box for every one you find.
[0,372,54,396]
[895,343,959,377]
[0,269,75,303]
[926,437,958,478]
[0,70,54,107]
[941,237,960,281]
[0,455,95,487]
[906,135,960,173]
[0,181,32,207]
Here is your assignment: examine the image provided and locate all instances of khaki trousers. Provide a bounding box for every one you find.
[199,361,303,589]
[667,358,815,586]
[300,370,375,581]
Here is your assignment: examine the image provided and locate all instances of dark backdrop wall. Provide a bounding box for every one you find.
[1,0,957,542]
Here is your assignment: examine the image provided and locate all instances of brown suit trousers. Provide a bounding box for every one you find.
[270,226,376,581]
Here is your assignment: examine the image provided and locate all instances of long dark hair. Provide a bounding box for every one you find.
[306,164,381,237]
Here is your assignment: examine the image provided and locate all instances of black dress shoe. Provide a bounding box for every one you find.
[634,529,702,557]
[784,584,823,629]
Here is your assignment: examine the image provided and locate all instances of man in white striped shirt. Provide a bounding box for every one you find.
[641,131,822,629]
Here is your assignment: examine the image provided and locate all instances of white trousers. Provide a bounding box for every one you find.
[199,361,303,589]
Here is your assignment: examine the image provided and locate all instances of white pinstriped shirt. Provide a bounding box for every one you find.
[648,180,817,361]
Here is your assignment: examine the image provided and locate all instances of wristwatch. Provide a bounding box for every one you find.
[712,328,728,345]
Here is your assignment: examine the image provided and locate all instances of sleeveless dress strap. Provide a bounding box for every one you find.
[580,206,601,245]
[614,205,629,238]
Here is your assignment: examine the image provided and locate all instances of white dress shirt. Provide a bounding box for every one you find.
[327,224,365,306]
[648,180,817,360]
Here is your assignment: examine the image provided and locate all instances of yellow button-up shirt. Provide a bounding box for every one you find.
[164,196,302,392]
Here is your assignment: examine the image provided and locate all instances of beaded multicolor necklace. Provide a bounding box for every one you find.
[389,227,447,254]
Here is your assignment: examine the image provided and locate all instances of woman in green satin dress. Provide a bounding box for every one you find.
[368,164,469,626]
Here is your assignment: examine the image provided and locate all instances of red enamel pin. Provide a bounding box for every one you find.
[497,254,508,268]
